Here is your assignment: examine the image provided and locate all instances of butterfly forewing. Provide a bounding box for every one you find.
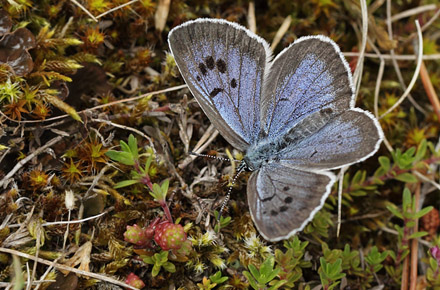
[260,36,354,139]
[248,163,336,241]
[168,19,270,150]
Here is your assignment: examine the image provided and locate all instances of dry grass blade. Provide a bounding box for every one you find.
[69,0,98,22]
[247,2,256,33]
[270,15,292,51]
[379,20,424,120]
[154,0,171,32]
[420,61,440,122]
[96,0,139,19]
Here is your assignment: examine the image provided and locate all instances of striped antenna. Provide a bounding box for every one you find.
[218,162,247,221]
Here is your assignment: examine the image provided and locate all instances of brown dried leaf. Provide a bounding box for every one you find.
[61,241,93,276]
[0,26,36,76]
[0,10,12,36]
[1,226,33,248]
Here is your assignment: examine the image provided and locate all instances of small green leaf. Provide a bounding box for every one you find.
[408,231,428,239]
[163,261,176,273]
[260,256,275,276]
[144,154,153,172]
[386,204,403,219]
[414,206,433,219]
[352,170,363,185]
[395,173,418,183]
[378,156,390,171]
[248,264,260,282]
[403,188,412,207]
[415,139,427,161]
[128,134,139,159]
[161,179,170,195]
[120,140,131,154]
[209,271,228,284]
[114,179,139,188]
[243,271,258,289]
[268,280,287,290]
[142,256,153,264]
[152,264,160,277]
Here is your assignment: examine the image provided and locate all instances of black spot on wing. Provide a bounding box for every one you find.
[280,206,288,212]
[209,88,223,98]
[196,76,201,81]
[205,56,215,70]
[216,59,226,73]
[231,78,237,88]
[270,210,278,216]
[199,63,207,76]
[284,197,293,204]
[261,195,275,202]
[283,186,290,191]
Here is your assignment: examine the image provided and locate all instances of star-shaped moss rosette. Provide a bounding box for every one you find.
[0,9,36,76]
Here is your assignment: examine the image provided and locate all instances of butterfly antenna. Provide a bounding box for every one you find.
[218,162,247,221]
[189,151,234,162]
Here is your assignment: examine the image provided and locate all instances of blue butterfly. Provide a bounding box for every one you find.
[168,19,383,241]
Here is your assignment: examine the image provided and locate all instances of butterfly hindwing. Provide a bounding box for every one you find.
[261,36,354,139]
[168,19,270,150]
[247,163,336,241]
[277,108,383,170]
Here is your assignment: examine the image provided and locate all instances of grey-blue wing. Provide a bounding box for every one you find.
[261,36,354,139]
[168,19,271,151]
[277,108,383,170]
[247,163,336,241]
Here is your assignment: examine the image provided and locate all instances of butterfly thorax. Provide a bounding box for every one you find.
[243,137,283,171]
[244,107,336,171]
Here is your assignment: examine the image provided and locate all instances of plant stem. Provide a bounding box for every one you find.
[409,183,421,290]
[401,255,409,290]
[160,201,173,223]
